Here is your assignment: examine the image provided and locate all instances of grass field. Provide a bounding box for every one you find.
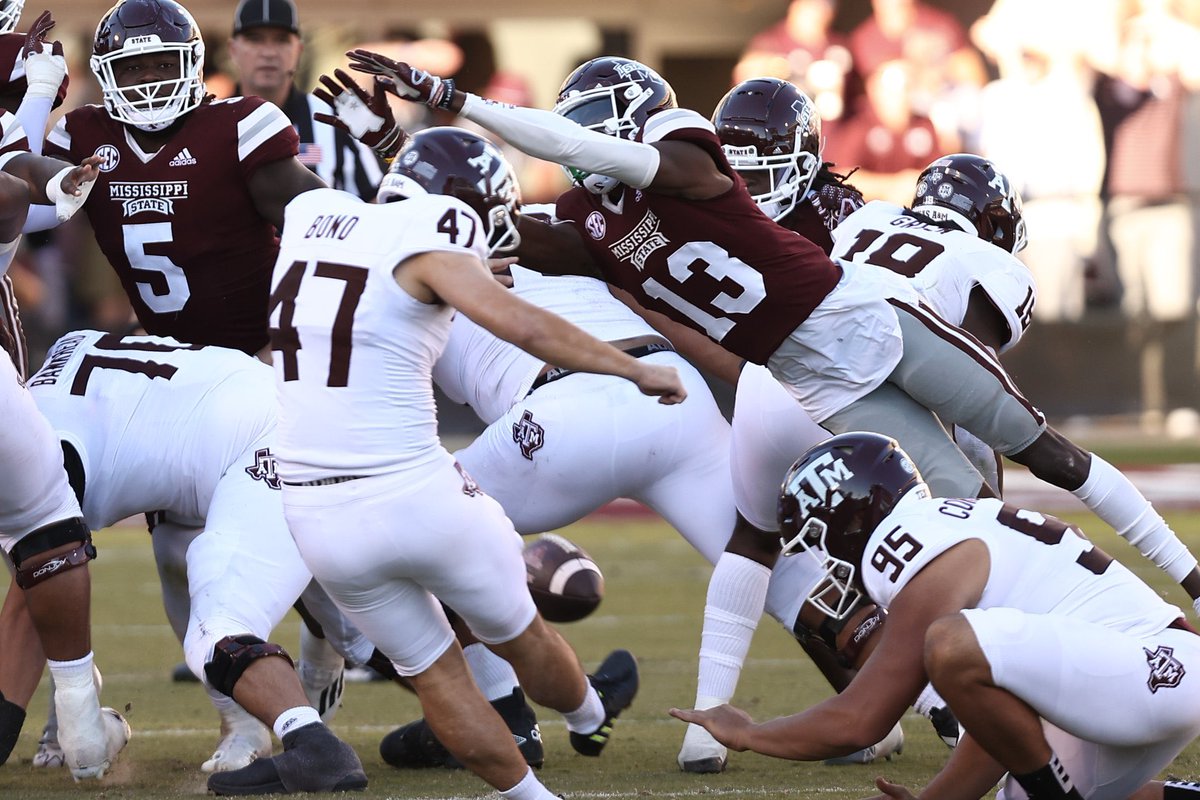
[3,503,1200,798]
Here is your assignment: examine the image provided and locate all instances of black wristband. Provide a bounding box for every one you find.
[435,78,457,111]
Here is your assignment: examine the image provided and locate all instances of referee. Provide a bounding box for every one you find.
[229,0,383,199]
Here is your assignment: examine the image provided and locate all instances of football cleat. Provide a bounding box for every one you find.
[299,662,345,725]
[32,724,64,768]
[202,703,272,773]
[55,683,128,781]
[379,687,544,769]
[569,649,638,757]
[929,704,964,748]
[207,722,366,796]
[677,722,727,773]
[823,721,903,765]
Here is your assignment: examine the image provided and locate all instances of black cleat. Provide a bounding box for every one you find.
[569,649,638,757]
[207,723,366,796]
[379,688,544,770]
[171,661,199,683]
[929,705,963,748]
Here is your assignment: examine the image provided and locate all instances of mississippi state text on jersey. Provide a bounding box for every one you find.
[555,108,840,365]
[44,97,298,353]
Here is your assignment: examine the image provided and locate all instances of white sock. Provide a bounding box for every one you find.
[273,706,321,740]
[562,686,605,734]
[47,653,95,690]
[499,766,558,800]
[463,644,519,702]
[299,625,344,675]
[1073,455,1198,582]
[696,553,771,705]
[913,684,946,718]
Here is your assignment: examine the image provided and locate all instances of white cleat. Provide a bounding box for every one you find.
[201,705,272,773]
[32,725,64,768]
[299,662,345,725]
[34,663,102,769]
[677,722,728,773]
[823,721,904,765]
[55,684,116,780]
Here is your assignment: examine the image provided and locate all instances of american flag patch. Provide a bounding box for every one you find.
[297,144,323,166]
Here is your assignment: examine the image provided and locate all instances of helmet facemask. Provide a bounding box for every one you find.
[0,0,25,35]
[724,142,821,222]
[92,40,205,132]
[779,512,864,620]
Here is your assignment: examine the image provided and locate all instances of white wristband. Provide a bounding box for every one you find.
[45,165,94,223]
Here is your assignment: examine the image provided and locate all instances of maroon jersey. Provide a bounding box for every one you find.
[44,97,297,353]
[0,32,69,110]
[555,108,840,364]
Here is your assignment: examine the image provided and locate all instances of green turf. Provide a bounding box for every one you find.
[3,510,1200,799]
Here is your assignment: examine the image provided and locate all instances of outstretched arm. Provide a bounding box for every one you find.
[397,249,686,404]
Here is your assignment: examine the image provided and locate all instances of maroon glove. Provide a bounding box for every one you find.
[345,49,457,110]
[313,69,405,159]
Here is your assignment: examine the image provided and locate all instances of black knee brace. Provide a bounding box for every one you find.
[8,517,94,590]
[204,635,295,698]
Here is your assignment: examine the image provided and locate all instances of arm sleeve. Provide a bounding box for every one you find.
[22,203,59,233]
[459,93,660,189]
[14,95,53,156]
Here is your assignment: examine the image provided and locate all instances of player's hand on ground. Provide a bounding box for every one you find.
[313,69,404,159]
[864,776,918,800]
[634,363,686,405]
[669,704,751,749]
[346,49,455,109]
[488,256,518,287]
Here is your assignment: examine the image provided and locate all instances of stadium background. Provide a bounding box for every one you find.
[31,0,1200,432]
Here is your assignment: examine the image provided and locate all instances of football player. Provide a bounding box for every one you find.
[20,329,367,794]
[673,432,1200,800]
[42,0,325,356]
[0,118,111,778]
[257,126,680,800]
[28,0,341,763]
[352,52,1200,638]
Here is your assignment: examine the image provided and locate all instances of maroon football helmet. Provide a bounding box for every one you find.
[377,126,522,256]
[712,77,822,221]
[91,0,205,131]
[912,153,1027,254]
[778,432,927,620]
[552,56,677,193]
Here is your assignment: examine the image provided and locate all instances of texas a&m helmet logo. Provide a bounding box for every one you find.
[244,447,281,490]
[1144,644,1186,693]
[512,409,545,460]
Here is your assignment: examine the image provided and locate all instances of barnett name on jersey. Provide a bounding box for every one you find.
[555,108,841,366]
[831,201,1037,354]
[27,329,277,529]
[45,97,299,354]
[271,188,489,482]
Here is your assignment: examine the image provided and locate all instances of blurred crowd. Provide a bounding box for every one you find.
[11,0,1200,423]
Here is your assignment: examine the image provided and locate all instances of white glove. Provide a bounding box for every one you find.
[23,42,66,101]
[1192,596,1200,618]
[45,166,95,223]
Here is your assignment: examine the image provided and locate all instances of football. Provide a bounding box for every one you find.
[523,534,605,623]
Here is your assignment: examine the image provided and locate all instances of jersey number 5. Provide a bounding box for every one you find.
[269,261,368,386]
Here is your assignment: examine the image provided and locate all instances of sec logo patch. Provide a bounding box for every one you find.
[585,211,606,240]
[93,144,121,173]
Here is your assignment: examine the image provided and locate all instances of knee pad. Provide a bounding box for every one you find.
[203,635,294,699]
[8,517,94,590]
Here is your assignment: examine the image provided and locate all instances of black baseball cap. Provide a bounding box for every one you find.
[233,0,300,35]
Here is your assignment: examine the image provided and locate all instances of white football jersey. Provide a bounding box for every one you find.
[861,494,1182,638]
[831,201,1037,353]
[272,188,489,480]
[433,264,662,424]
[27,329,276,529]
